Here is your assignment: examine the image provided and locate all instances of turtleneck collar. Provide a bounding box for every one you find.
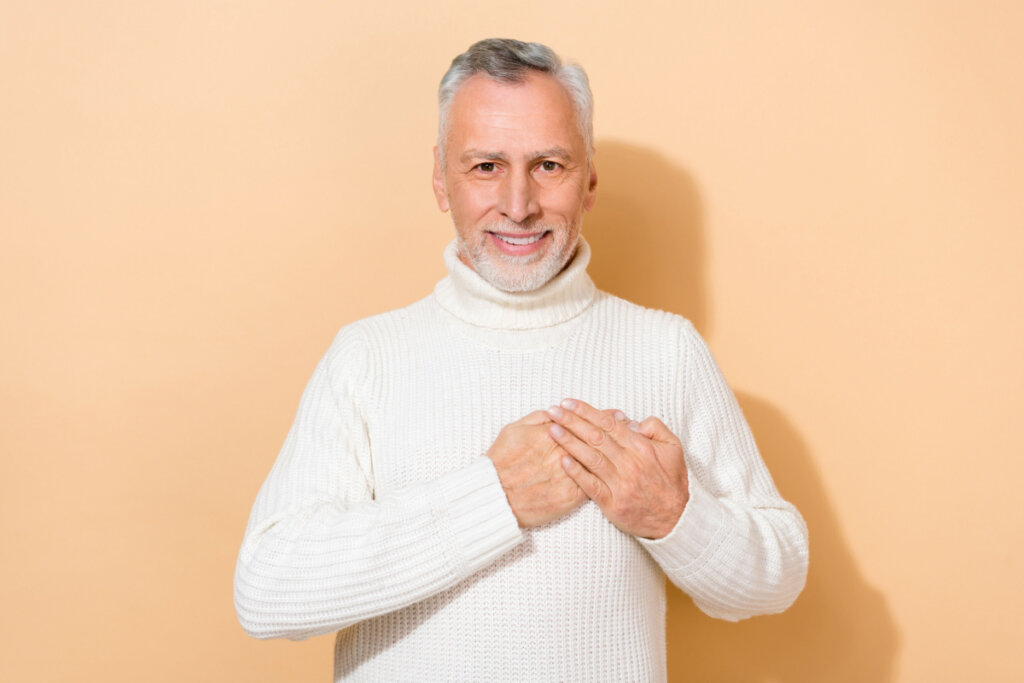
[433,237,598,330]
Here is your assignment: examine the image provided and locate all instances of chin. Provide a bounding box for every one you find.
[460,233,579,293]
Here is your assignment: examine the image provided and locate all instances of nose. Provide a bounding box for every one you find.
[497,168,540,224]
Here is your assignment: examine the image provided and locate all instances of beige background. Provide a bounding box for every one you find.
[2,1,1022,681]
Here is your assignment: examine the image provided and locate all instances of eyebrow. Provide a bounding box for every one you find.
[459,147,575,163]
[534,147,573,161]
[460,150,509,163]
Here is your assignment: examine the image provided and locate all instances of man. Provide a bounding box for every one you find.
[235,38,808,681]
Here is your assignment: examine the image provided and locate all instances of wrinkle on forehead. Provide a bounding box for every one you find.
[445,72,585,162]
[458,147,576,164]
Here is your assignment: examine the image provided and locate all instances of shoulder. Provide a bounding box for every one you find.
[590,290,701,347]
[331,294,437,345]
[318,295,436,383]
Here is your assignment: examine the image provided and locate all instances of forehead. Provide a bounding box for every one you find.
[446,72,583,155]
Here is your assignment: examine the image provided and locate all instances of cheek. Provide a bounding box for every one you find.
[451,186,498,219]
[543,187,588,218]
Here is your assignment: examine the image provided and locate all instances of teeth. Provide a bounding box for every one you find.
[496,233,544,245]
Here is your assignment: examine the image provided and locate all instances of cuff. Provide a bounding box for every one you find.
[438,456,524,576]
[636,473,730,574]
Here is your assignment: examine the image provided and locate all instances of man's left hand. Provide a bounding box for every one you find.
[547,398,689,540]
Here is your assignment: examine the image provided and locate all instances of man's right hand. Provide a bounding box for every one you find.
[487,410,587,528]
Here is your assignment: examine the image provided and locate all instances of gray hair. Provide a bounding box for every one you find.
[437,38,594,167]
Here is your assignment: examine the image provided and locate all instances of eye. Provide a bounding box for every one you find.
[475,162,496,173]
[540,160,561,172]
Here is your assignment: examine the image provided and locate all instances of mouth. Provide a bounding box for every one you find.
[490,231,549,246]
[487,230,551,257]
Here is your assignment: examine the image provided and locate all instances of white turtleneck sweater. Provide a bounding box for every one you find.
[234,239,808,682]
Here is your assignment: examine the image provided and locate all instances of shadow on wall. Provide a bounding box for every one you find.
[586,141,901,682]
[585,141,708,331]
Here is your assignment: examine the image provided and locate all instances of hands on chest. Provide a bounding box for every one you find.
[486,399,689,540]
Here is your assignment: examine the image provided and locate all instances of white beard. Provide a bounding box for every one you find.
[455,223,581,293]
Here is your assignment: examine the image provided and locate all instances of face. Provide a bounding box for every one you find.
[432,72,597,292]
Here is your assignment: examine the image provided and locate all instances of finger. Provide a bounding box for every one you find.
[560,455,611,507]
[518,409,553,425]
[558,399,637,452]
[618,419,662,460]
[547,404,624,456]
[602,408,628,422]
[637,416,679,443]
[560,398,618,433]
[549,423,617,481]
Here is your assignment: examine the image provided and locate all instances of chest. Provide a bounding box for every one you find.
[365,328,679,495]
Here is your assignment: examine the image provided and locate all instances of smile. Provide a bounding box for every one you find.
[492,232,547,246]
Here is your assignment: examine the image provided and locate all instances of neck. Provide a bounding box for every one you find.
[434,237,597,330]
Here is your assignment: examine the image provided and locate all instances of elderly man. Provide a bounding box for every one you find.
[235,38,808,681]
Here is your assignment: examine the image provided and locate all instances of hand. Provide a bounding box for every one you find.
[486,410,587,528]
[547,399,689,539]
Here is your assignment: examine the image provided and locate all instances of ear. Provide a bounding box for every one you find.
[432,146,449,212]
[583,160,598,211]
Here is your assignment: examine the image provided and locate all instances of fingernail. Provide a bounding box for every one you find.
[561,455,574,470]
[628,420,640,431]
[547,405,563,419]
[550,424,565,437]
[614,410,626,421]
[561,398,577,410]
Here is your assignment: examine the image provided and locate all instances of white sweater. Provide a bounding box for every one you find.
[234,239,809,682]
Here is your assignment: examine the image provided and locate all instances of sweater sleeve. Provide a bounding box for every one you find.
[636,321,809,621]
[233,326,523,640]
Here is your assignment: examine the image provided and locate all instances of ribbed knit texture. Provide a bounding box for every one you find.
[234,239,809,682]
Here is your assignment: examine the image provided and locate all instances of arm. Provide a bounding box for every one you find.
[233,327,523,640]
[643,321,808,620]
[551,321,808,621]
